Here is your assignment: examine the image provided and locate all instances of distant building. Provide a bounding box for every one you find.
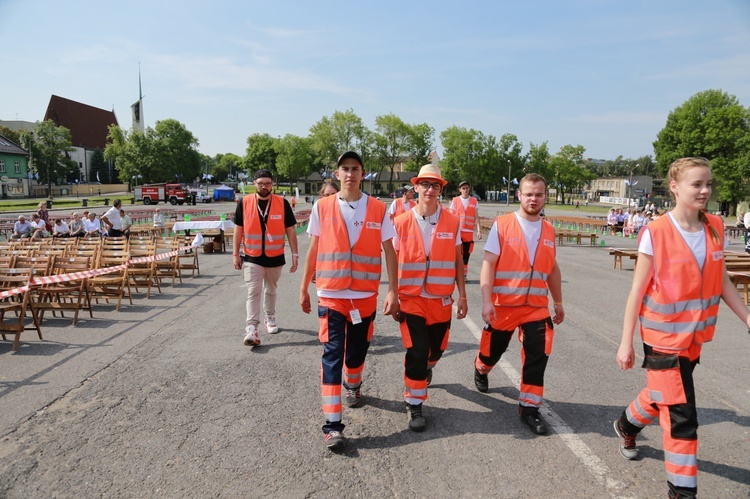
[0,120,36,133]
[43,95,119,183]
[586,175,653,205]
[0,133,30,198]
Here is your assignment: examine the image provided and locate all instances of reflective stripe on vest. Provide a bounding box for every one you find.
[639,214,724,351]
[242,194,286,257]
[492,214,555,307]
[395,209,459,297]
[316,195,385,292]
[452,196,478,232]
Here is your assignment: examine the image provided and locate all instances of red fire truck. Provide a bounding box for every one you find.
[134,183,190,205]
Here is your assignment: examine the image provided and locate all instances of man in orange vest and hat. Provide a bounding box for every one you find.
[450,181,482,279]
[473,173,564,435]
[233,169,299,347]
[300,151,399,450]
[393,164,467,431]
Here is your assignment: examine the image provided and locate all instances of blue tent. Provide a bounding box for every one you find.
[212,185,236,201]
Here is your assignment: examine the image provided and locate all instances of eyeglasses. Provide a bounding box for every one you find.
[255,181,272,187]
[520,192,545,199]
[418,181,443,192]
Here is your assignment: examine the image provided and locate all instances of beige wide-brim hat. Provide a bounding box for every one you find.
[411,164,448,187]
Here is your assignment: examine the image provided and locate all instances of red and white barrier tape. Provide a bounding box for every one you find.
[0,245,195,300]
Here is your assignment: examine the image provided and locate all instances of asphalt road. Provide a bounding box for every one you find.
[0,202,748,498]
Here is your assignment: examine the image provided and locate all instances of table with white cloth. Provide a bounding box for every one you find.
[172,220,236,253]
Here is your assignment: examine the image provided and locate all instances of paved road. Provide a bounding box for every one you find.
[0,203,748,498]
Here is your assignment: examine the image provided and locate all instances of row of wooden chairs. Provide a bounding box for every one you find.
[0,234,200,351]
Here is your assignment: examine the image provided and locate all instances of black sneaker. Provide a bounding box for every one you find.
[426,368,433,386]
[324,430,344,449]
[474,367,488,393]
[407,403,426,432]
[520,412,548,435]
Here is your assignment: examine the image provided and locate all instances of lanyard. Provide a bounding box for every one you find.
[256,196,270,224]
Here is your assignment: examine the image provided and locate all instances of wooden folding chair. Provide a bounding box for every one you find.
[33,256,93,325]
[128,242,160,298]
[154,238,182,287]
[176,235,200,277]
[87,253,132,311]
[0,267,42,351]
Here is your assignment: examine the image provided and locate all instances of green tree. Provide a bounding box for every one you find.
[439,126,486,192]
[402,123,435,172]
[274,134,314,189]
[152,119,202,184]
[374,114,410,191]
[0,126,24,147]
[244,133,279,177]
[549,144,593,205]
[653,89,750,209]
[26,120,77,198]
[527,141,552,180]
[214,153,243,181]
[309,109,368,172]
[89,148,108,183]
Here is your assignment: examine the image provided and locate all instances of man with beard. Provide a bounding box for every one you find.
[233,169,299,347]
[472,173,565,435]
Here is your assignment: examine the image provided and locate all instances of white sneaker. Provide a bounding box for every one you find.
[264,315,279,334]
[243,325,260,346]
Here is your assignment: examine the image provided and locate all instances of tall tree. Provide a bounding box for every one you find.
[439,126,485,191]
[402,122,435,172]
[25,120,77,197]
[0,126,24,147]
[653,89,750,209]
[549,144,593,205]
[527,141,552,180]
[152,119,202,184]
[88,148,108,183]
[274,134,314,189]
[309,109,367,172]
[214,153,243,181]
[374,114,410,191]
[244,133,279,177]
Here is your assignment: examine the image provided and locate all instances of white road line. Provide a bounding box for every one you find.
[461,313,626,495]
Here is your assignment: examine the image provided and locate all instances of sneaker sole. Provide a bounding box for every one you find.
[612,420,638,460]
[267,327,279,334]
[243,338,261,346]
[408,420,426,432]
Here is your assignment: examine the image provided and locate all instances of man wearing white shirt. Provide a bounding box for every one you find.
[101,199,123,237]
[299,150,398,450]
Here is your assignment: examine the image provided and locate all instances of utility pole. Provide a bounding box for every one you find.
[506,160,511,206]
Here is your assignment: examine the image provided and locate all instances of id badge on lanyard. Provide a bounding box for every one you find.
[349,300,362,325]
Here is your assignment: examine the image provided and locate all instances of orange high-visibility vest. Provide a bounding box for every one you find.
[242,194,286,257]
[316,195,386,292]
[393,198,414,218]
[638,214,724,352]
[395,209,459,297]
[451,196,478,232]
[492,213,556,307]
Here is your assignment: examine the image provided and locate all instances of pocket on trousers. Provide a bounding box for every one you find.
[644,354,687,405]
[544,320,555,356]
[318,306,329,343]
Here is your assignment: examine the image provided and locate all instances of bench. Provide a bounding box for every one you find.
[610,249,639,270]
[555,229,598,246]
[729,271,750,304]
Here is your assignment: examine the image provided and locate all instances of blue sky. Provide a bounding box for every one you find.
[1,0,748,162]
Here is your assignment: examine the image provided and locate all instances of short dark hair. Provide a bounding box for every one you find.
[254,169,273,181]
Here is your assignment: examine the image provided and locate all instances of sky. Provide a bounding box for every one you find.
[1,0,749,162]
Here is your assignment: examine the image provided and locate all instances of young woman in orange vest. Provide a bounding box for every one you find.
[388,185,416,220]
[614,157,750,499]
[299,151,399,450]
[450,181,482,279]
[473,173,564,436]
[392,164,467,432]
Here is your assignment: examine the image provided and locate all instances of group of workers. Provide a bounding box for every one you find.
[233,154,749,499]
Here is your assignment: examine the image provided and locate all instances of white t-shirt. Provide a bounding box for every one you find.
[743,211,750,229]
[392,207,461,299]
[308,194,395,299]
[388,198,413,215]
[103,205,122,230]
[484,212,543,264]
[53,221,70,235]
[638,213,727,270]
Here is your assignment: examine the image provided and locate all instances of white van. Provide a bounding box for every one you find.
[190,189,212,203]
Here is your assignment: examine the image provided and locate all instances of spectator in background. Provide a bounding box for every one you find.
[120,209,132,240]
[37,201,51,232]
[736,211,745,228]
[153,208,164,228]
[318,179,340,199]
[52,218,71,238]
[30,214,46,239]
[83,212,101,237]
[11,215,32,239]
[607,208,618,234]
[101,199,123,237]
[69,212,84,237]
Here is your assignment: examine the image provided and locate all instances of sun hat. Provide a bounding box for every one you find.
[411,164,448,187]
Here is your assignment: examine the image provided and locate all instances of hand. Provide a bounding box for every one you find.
[456,297,468,319]
[553,303,564,324]
[616,343,635,370]
[476,230,482,240]
[289,255,298,273]
[233,254,242,270]
[382,290,399,317]
[481,302,496,325]
[300,287,311,314]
